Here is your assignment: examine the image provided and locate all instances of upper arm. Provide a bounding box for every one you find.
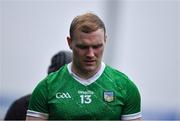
[26,80,49,119]
[121,80,141,120]
[128,117,141,121]
[26,115,47,121]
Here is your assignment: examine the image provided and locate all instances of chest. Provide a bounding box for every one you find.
[47,82,125,120]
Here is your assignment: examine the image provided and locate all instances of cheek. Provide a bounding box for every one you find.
[73,49,78,57]
[73,48,84,57]
[75,46,87,55]
[96,48,104,57]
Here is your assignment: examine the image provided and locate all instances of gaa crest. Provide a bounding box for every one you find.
[103,91,114,102]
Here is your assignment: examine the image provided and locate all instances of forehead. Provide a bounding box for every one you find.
[74,29,105,43]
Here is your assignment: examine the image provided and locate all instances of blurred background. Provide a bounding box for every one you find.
[0,0,179,120]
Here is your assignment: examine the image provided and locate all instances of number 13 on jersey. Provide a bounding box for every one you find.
[80,94,92,104]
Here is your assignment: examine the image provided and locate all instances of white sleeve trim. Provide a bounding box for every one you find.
[26,110,49,119]
[121,112,142,120]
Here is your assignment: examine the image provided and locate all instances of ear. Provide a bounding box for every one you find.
[67,37,73,50]
[104,34,107,43]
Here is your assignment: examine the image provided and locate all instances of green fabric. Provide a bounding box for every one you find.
[28,65,141,120]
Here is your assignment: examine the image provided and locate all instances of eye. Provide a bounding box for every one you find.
[92,44,103,49]
[76,45,88,49]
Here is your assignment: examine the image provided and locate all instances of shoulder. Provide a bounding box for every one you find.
[46,65,69,84]
[104,65,130,82]
[104,65,138,90]
[11,94,31,106]
[32,65,69,93]
[28,65,69,114]
[38,65,68,84]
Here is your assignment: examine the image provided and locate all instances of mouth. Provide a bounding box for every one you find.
[84,60,96,65]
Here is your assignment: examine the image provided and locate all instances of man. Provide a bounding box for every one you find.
[4,50,72,120]
[26,12,141,120]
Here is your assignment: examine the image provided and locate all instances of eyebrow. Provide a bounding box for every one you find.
[76,43,103,49]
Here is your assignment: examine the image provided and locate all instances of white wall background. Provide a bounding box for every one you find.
[1,0,179,119]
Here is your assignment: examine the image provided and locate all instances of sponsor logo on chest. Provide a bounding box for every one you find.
[56,92,71,99]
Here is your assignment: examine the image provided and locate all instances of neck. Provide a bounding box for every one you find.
[71,64,101,80]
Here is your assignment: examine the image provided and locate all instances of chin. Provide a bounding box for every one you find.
[83,66,98,72]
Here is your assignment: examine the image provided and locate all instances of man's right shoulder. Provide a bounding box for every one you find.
[46,65,69,83]
[35,65,69,90]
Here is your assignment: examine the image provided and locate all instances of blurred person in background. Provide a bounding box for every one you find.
[26,12,141,120]
[4,50,72,120]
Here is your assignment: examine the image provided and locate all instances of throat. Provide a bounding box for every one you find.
[72,66,99,80]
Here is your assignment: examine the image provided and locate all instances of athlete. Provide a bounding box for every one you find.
[26,12,141,120]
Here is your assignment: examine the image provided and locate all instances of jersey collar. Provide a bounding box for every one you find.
[67,62,105,86]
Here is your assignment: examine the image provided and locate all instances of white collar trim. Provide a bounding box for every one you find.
[67,62,105,86]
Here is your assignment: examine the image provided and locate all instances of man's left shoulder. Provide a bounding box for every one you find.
[104,65,138,87]
[104,65,129,80]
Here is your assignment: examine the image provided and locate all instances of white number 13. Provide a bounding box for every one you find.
[80,95,92,104]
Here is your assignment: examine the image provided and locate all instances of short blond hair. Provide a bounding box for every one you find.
[70,12,106,39]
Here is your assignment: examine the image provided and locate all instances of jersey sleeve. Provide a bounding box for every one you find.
[26,78,49,119]
[121,79,141,120]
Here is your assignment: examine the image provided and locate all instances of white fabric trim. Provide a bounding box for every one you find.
[67,62,105,86]
[121,112,142,120]
[26,110,49,119]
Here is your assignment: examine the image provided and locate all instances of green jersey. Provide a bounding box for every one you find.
[27,63,141,120]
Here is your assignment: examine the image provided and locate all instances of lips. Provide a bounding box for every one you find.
[84,60,96,65]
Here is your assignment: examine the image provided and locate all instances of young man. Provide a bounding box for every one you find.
[26,12,141,120]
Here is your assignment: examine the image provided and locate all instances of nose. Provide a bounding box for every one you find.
[87,47,94,57]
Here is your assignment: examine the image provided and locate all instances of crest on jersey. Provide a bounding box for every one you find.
[103,91,114,102]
